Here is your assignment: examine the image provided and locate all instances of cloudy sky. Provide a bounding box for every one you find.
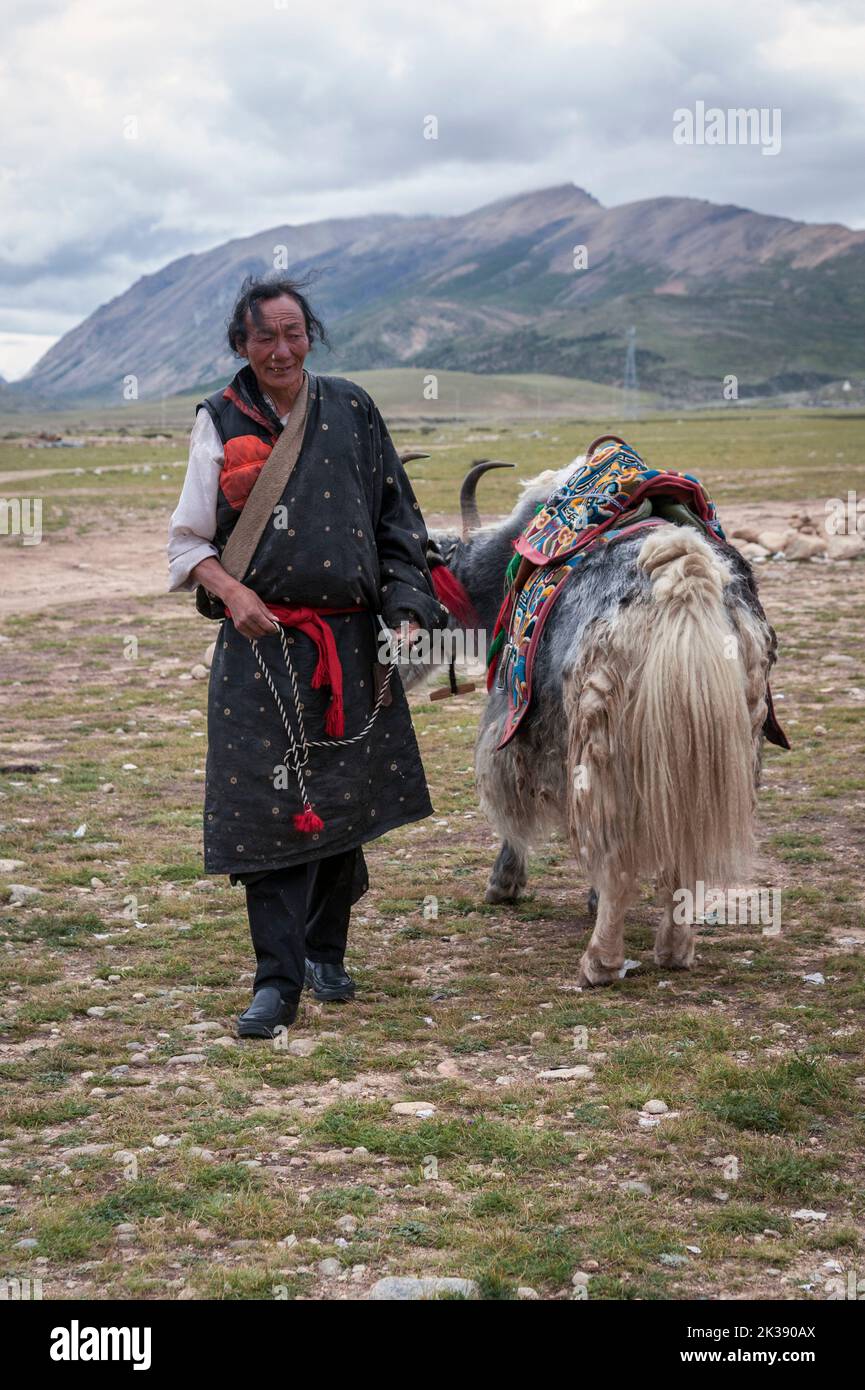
[1,0,863,378]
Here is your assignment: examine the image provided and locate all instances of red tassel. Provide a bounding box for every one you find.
[310,651,329,688]
[431,564,479,627]
[294,806,325,833]
[324,694,344,736]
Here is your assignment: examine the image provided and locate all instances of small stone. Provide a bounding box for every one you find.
[86,1007,107,1018]
[758,527,795,554]
[7,884,41,904]
[153,1134,172,1148]
[803,973,825,986]
[368,1276,478,1301]
[642,1099,669,1114]
[336,1215,358,1235]
[730,523,763,544]
[61,1143,110,1158]
[619,1180,652,1196]
[827,534,865,561]
[435,1059,461,1078]
[791,1208,827,1221]
[183,1022,222,1035]
[571,1270,591,1286]
[738,541,769,562]
[784,533,826,561]
[391,1101,436,1117]
[287,1037,317,1057]
[536,1066,593,1081]
[517,1286,540,1300]
[318,1258,341,1278]
[167,1053,206,1065]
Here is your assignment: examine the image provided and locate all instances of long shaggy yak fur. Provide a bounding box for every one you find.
[424,463,778,987]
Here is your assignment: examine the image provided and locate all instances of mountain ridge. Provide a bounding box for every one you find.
[19,183,865,404]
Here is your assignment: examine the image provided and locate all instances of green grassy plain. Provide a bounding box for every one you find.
[0,403,863,1300]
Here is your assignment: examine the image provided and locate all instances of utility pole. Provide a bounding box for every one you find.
[623,325,639,421]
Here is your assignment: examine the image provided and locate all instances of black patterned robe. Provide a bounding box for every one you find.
[200,366,446,878]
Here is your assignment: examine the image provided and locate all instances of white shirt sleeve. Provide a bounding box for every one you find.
[167,410,224,592]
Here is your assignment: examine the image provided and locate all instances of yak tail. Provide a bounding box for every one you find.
[628,527,760,889]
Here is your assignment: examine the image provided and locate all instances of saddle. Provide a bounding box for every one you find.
[486,436,788,751]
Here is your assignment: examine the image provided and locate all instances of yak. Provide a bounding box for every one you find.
[407,455,781,988]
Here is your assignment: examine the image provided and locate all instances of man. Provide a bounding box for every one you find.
[167,276,446,1038]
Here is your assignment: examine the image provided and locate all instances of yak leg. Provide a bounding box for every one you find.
[485,840,528,904]
[653,880,696,970]
[577,872,636,987]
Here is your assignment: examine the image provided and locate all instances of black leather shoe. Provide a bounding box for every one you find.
[237,986,298,1039]
[304,959,356,1002]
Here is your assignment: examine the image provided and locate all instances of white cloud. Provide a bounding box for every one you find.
[0,334,60,381]
[1,0,863,377]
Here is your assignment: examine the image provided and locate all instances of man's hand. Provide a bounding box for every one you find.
[389,619,421,648]
[190,557,279,640]
[228,583,281,639]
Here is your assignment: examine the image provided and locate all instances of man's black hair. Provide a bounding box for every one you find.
[227,275,330,355]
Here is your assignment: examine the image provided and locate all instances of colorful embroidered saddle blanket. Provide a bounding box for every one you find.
[486,438,727,748]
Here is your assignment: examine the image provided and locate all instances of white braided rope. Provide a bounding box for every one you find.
[250,621,400,796]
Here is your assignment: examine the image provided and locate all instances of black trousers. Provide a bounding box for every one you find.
[238,847,367,1004]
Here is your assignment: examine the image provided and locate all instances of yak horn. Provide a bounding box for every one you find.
[460,459,515,538]
[399,450,430,465]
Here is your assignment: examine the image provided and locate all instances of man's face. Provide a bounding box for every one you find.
[240,295,309,398]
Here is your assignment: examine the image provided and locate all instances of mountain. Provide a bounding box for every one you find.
[19,184,865,404]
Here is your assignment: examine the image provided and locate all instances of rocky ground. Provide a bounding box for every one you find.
[1,410,863,1300]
